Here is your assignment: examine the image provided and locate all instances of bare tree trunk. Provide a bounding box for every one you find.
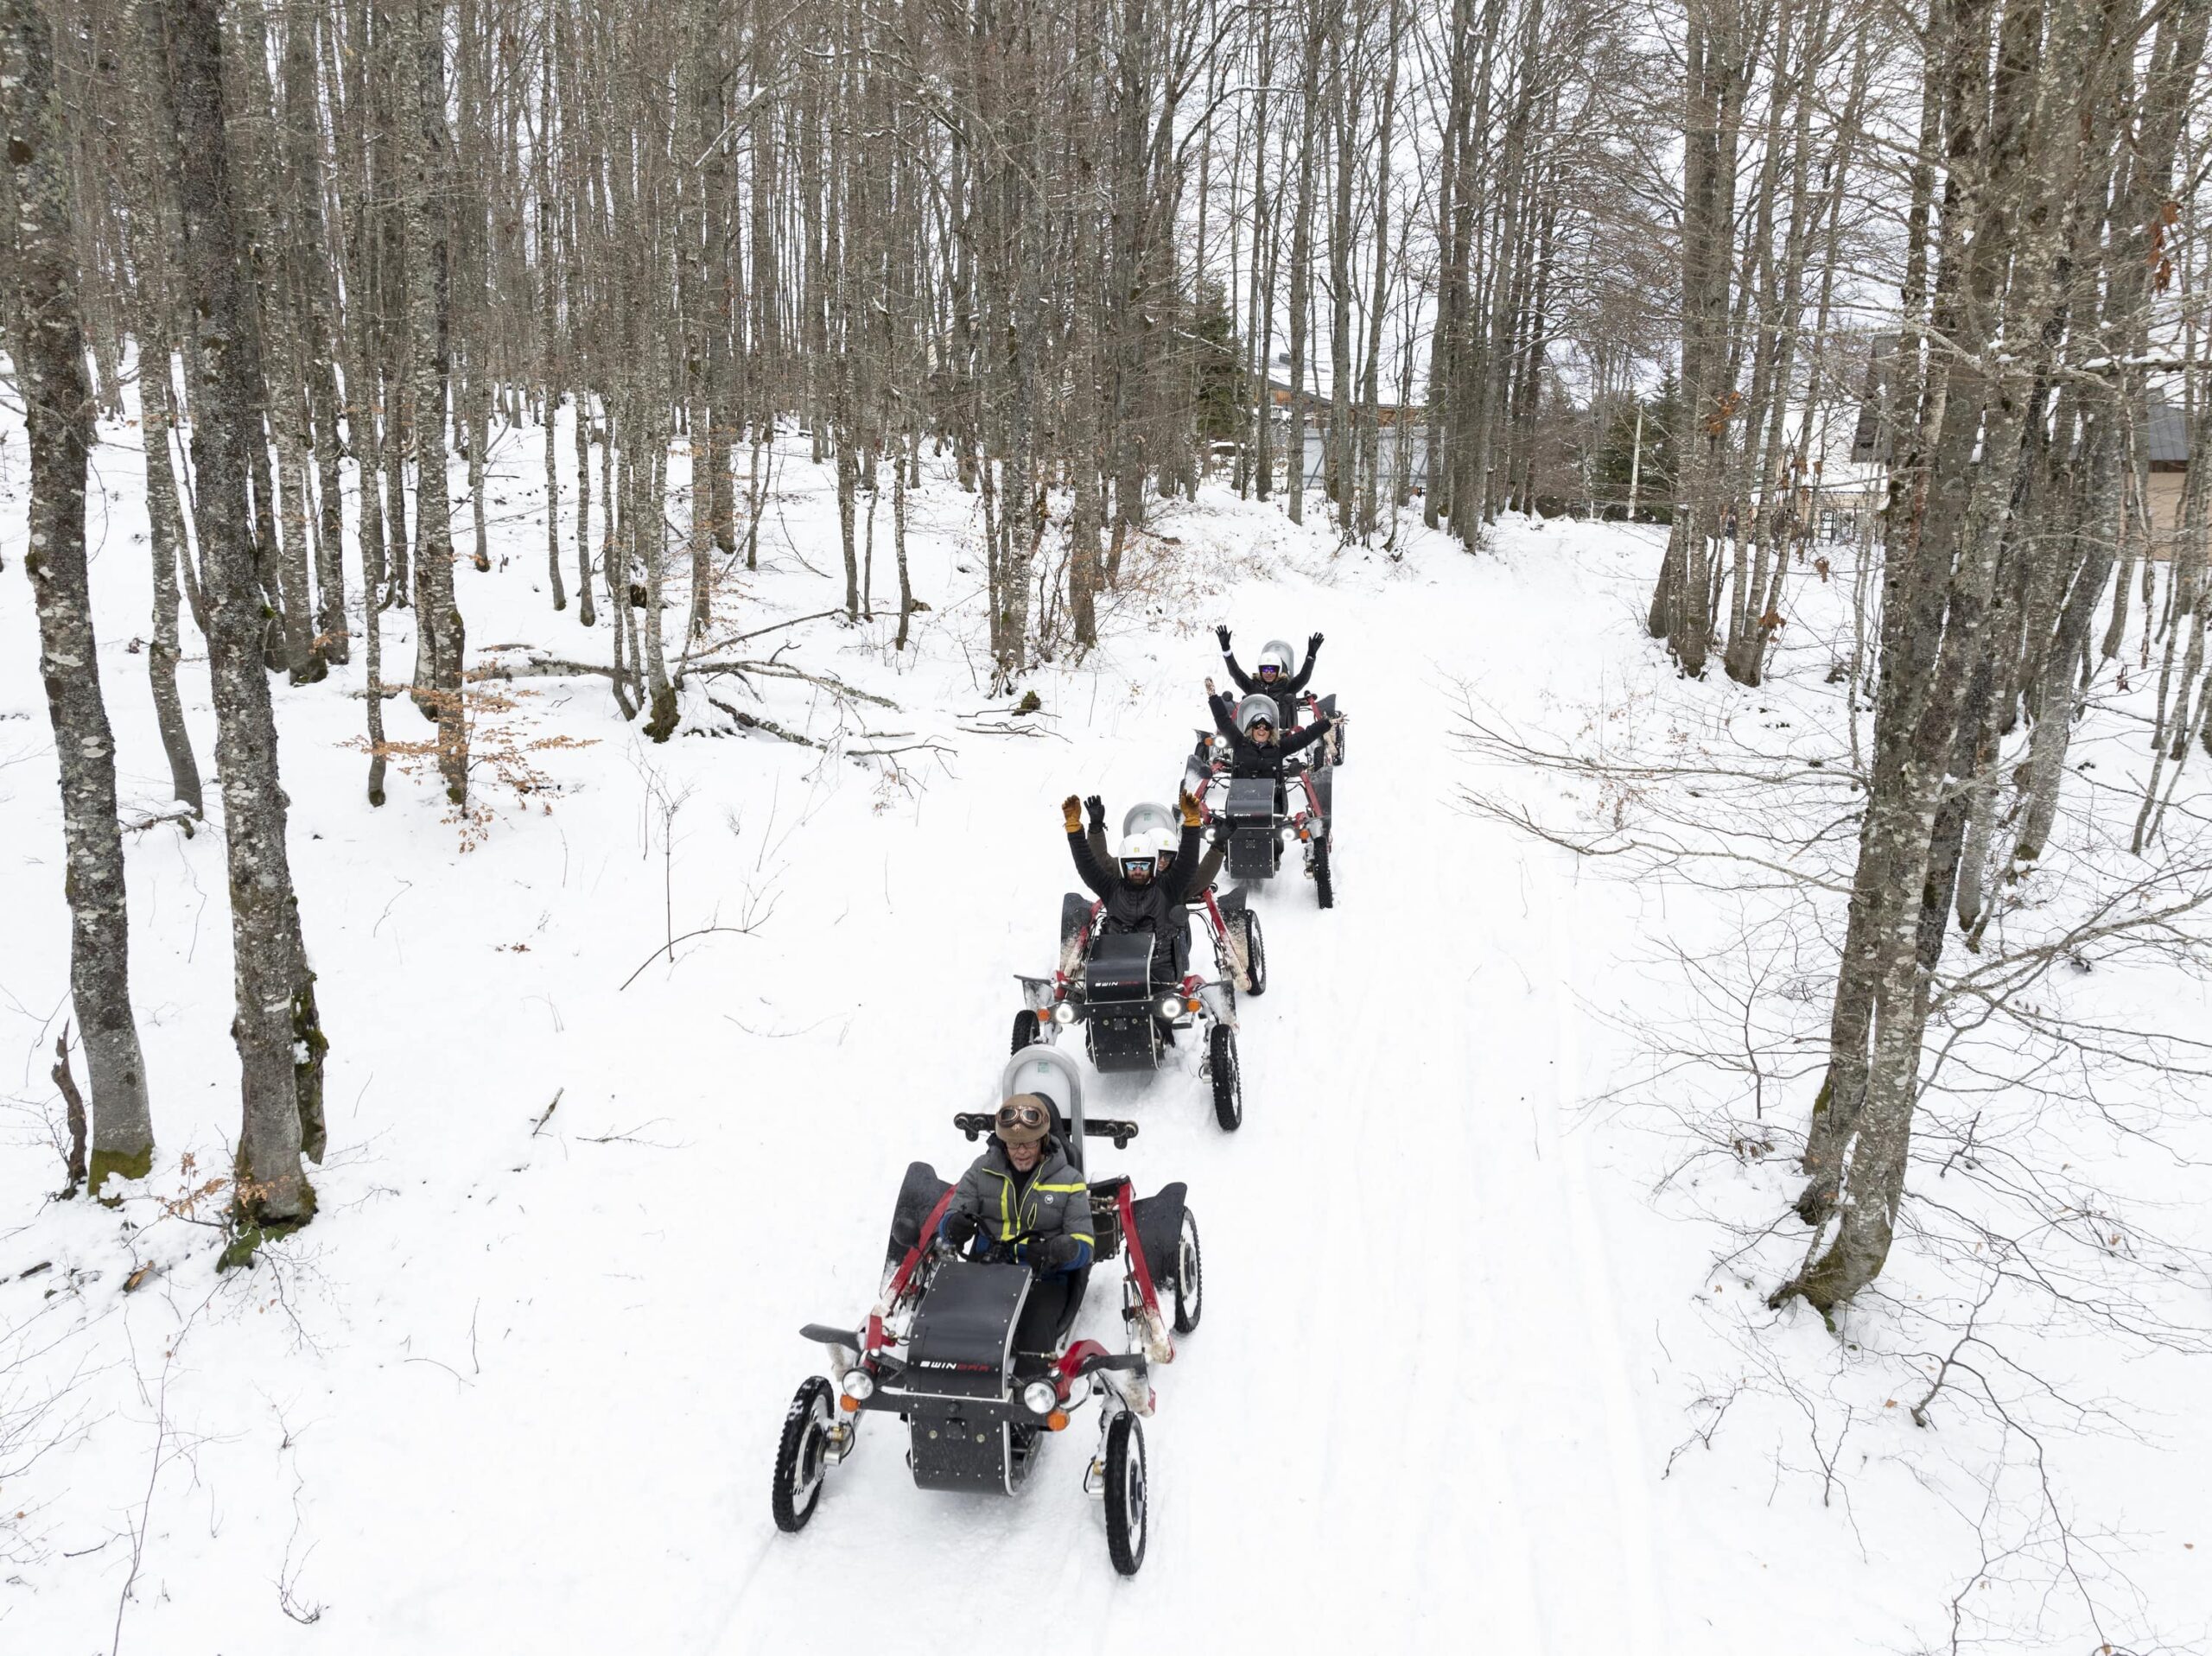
[4,0,156,1193]
[146,0,327,1226]
[283,0,348,665]
[405,0,468,803]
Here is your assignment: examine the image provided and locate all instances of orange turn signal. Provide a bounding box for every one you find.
[1185,997,1201,1013]
[839,1394,861,1413]
[1046,1411,1070,1431]
[1035,1007,1051,1021]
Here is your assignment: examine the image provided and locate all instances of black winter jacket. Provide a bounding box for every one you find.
[1208,693,1332,779]
[1224,638,1319,696]
[1067,821,1205,942]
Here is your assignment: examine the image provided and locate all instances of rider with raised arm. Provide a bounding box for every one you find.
[1205,679,1334,782]
[1083,796,1226,898]
[1216,626,1324,698]
[1062,791,1208,977]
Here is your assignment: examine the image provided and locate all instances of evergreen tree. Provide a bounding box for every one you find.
[1591,373,1681,521]
[1191,278,1244,449]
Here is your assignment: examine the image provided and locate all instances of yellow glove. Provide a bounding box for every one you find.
[1178,788,1203,828]
[1061,795,1083,833]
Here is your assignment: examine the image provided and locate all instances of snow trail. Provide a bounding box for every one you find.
[711,517,1664,1652]
[0,432,1834,1651]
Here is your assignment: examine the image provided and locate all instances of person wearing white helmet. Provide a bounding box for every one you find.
[1060,790,1209,980]
[1216,625,1325,697]
[1081,796,1225,896]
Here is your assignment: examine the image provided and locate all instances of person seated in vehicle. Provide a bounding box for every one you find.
[1062,790,1207,981]
[1205,680,1334,794]
[1083,796,1226,899]
[938,1095,1093,1359]
[1217,626,1324,698]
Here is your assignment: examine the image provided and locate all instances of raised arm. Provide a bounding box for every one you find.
[1084,795,1111,871]
[1207,689,1237,739]
[1169,796,1206,901]
[1278,712,1334,758]
[1066,822,1115,898]
[1216,624,1256,693]
[1284,631,1323,694]
[1188,831,1227,896]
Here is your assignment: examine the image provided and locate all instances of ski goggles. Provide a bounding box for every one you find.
[996,1101,1048,1131]
[1256,664,1282,678]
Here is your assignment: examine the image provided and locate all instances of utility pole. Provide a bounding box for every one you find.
[1627,403,1644,521]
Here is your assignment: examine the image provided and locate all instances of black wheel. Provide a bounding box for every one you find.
[771,1376,836,1532]
[1171,1209,1204,1333]
[1236,909,1268,997]
[1103,1413,1148,1577]
[1313,835,1334,910]
[1011,1010,1040,1053]
[1208,1024,1242,1132]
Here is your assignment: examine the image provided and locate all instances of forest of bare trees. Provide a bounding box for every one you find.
[6,0,2212,1337]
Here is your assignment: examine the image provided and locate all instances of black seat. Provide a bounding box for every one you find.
[1014,1272,1084,1364]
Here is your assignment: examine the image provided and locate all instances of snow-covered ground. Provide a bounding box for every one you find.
[2,407,2206,1653]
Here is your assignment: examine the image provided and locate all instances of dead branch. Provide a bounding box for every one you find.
[690,657,898,708]
[51,1029,86,1196]
[704,696,820,747]
[618,919,771,992]
[531,1089,563,1137]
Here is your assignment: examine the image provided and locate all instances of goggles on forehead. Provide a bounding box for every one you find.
[997,1101,1047,1130]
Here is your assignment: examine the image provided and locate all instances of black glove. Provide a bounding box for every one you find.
[1084,795,1105,829]
[1307,631,1324,655]
[1215,625,1231,650]
[1029,1234,1077,1273]
[943,1211,978,1249]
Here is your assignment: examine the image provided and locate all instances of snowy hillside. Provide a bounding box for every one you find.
[3,411,2208,1653]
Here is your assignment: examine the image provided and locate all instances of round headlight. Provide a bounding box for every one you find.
[1053,1000,1077,1025]
[840,1368,874,1402]
[1157,995,1182,1019]
[1021,1380,1058,1415]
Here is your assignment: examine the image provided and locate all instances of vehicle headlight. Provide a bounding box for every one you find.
[839,1368,874,1402]
[1157,995,1183,1019]
[1053,1001,1077,1025]
[1021,1380,1058,1415]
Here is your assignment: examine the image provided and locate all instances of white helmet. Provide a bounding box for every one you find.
[1256,638,1295,678]
[1151,827,1182,868]
[1116,832,1159,882]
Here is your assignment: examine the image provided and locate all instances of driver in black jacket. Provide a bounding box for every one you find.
[1217,626,1324,697]
[1061,790,1207,980]
[1205,681,1334,780]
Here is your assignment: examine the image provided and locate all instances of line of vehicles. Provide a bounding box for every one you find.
[768,634,1344,1576]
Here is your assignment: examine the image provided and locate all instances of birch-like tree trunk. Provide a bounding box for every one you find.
[405,0,469,803]
[145,0,327,1227]
[4,0,155,1192]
